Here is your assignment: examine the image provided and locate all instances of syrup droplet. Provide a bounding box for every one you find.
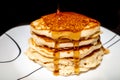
[56,9,60,14]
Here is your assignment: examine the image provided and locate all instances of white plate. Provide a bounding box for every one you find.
[0,25,120,80]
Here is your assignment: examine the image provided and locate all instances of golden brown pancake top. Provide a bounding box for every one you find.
[31,12,100,32]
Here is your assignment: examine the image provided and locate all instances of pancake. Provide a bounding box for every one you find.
[31,32,100,48]
[28,38,102,59]
[30,12,100,40]
[25,11,108,76]
[25,47,104,76]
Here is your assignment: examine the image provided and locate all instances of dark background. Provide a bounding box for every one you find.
[0,0,120,35]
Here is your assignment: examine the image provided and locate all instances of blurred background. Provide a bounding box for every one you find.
[0,0,120,35]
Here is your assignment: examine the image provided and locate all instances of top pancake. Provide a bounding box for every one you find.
[30,12,100,40]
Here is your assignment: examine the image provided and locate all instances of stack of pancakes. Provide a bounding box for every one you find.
[25,12,108,76]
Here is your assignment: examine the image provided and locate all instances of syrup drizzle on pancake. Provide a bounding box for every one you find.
[53,11,60,75]
[73,41,80,74]
[53,41,60,75]
[42,12,100,32]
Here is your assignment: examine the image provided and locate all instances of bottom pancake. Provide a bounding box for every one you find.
[25,48,105,76]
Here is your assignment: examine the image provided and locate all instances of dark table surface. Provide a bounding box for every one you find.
[0,0,120,35]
